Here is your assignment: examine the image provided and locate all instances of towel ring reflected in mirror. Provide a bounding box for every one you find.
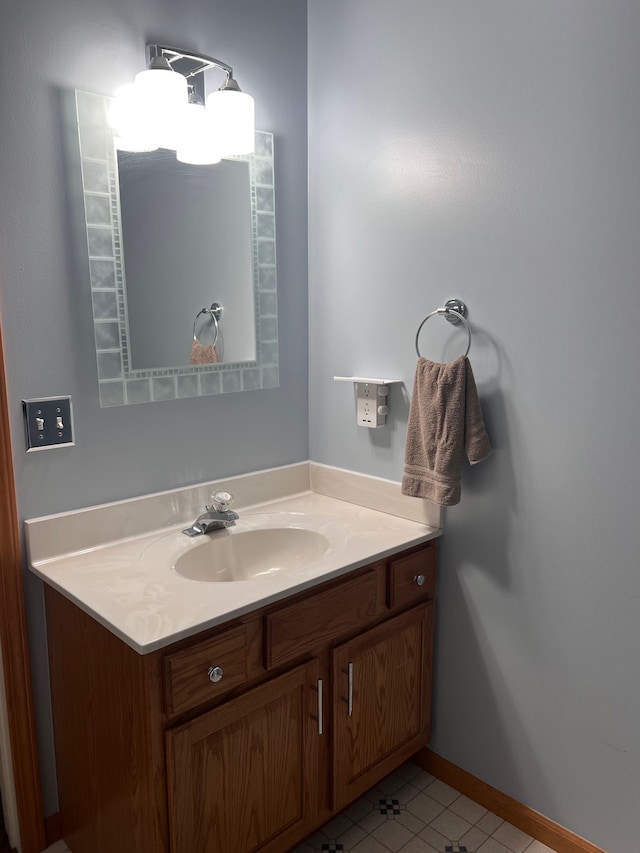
[415,299,472,358]
[193,302,223,348]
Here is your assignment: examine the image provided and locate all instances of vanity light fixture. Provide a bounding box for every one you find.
[111,43,255,164]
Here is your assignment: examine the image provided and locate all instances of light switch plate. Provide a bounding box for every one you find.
[23,397,74,452]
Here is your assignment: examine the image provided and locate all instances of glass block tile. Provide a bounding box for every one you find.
[85,194,111,225]
[99,381,125,407]
[200,372,222,395]
[242,368,261,391]
[255,160,274,186]
[79,128,109,160]
[177,374,200,398]
[87,227,114,258]
[261,366,279,389]
[97,351,123,380]
[260,292,277,317]
[125,379,152,405]
[152,378,176,401]
[260,317,278,342]
[256,187,274,212]
[258,240,276,265]
[255,133,273,158]
[260,341,278,366]
[76,91,107,126]
[82,161,109,193]
[92,291,118,319]
[257,212,275,239]
[90,259,116,289]
[94,321,120,349]
[259,266,277,291]
[221,370,242,394]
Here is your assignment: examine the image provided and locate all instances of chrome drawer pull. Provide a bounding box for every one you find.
[207,666,224,683]
[413,574,426,586]
[317,678,323,735]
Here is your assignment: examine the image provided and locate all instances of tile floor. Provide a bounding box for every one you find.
[293,761,557,853]
[42,761,557,853]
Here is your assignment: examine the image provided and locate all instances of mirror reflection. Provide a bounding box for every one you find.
[118,150,256,368]
[75,90,279,407]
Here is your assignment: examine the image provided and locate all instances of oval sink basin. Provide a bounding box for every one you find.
[174,527,331,582]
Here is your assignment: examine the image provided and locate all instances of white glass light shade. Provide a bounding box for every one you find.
[134,67,188,150]
[206,89,255,156]
[134,67,188,109]
[176,105,223,165]
[109,85,159,152]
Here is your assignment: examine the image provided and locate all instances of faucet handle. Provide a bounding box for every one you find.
[208,490,235,512]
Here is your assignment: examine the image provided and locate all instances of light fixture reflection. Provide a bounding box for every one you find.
[112,44,255,165]
[176,104,222,165]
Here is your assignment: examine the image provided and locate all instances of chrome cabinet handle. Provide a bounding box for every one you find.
[413,574,426,586]
[347,662,353,717]
[207,666,224,683]
[317,678,323,735]
[311,678,324,734]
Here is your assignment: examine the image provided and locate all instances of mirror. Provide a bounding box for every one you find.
[75,90,279,407]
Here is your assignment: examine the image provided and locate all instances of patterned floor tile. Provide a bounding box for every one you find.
[525,842,557,853]
[350,836,391,853]
[424,779,461,808]
[344,796,374,823]
[395,761,425,783]
[429,808,473,841]
[475,839,513,853]
[459,825,490,851]
[491,822,533,853]
[337,822,367,850]
[370,818,416,851]
[406,791,446,824]
[449,794,488,825]
[397,837,440,853]
[419,823,454,851]
[475,812,504,835]
[319,813,354,840]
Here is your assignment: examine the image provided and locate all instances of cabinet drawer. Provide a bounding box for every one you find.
[388,543,435,610]
[265,565,386,670]
[164,622,259,715]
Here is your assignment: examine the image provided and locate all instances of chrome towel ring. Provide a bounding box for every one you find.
[193,302,223,348]
[415,299,471,358]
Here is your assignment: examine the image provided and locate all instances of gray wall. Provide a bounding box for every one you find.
[0,0,307,814]
[308,2,639,852]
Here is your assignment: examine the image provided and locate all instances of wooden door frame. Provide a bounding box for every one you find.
[0,318,46,853]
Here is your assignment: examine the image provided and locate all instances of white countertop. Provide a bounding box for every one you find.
[29,490,440,654]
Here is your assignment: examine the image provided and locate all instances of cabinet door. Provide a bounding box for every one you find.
[332,602,433,810]
[166,659,323,853]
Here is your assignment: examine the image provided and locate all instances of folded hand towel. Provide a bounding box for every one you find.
[401,354,491,506]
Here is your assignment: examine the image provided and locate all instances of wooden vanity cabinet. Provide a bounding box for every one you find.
[45,540,436,853]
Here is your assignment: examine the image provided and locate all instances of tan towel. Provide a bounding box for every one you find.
[190,340,220,365]
[401,354,491,506]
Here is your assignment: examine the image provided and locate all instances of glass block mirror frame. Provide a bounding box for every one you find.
[75,90,279,407]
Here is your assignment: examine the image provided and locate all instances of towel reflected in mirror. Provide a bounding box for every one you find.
[190,340,221,364]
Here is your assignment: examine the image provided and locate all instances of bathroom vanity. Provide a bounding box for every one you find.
[28,466,441,853]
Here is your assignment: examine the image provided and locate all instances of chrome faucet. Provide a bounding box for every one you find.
[182,490,239,537]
